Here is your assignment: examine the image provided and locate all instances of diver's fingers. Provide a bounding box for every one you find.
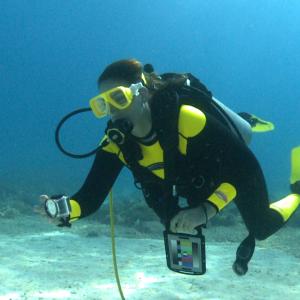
[170,211,186,233]
[40,194,49,202]
[179,220,197,235]
[176,212,188,231]
[184,222,197,234]
[170,217,177,233]
[33,204,46,215]
[170,213,198,235]
[182,220,190,232]
[34,195,48,216]
[174,211,197,234]
[179,219,192,233]
[170,213,181,233]
[190,229,197,235]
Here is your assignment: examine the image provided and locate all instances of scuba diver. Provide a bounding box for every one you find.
[41,59,300,276]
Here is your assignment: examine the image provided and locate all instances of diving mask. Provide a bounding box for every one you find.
[89,82,144,118]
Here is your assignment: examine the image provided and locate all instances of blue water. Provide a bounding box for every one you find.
[1,0,300,197]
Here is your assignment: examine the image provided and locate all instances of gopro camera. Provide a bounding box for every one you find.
[45,195,71,219]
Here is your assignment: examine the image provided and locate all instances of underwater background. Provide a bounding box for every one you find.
[1,0,300,200]
[1,1,300,299]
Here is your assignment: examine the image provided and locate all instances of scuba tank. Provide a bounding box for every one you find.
[212,97,252,145]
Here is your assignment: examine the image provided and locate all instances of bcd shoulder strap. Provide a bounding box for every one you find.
[151,85,180,187]
[150,73,214,188]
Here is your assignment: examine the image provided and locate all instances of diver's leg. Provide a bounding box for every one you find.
[269,146,300,224]
[230,147,300,240]
[233,147,300,240]
[234,172,283,240]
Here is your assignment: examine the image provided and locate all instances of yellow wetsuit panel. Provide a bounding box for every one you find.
[178,105,207,155]
[102,136,165,177]
[101,136,126,164]
[101,105,207,179]
[138,141,165,178]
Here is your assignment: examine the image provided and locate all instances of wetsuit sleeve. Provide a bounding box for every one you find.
[70,147,124,220]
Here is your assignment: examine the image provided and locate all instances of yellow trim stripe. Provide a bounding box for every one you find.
[207,183,237,211]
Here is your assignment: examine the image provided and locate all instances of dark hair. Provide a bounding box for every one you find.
[97,59,186,95]
[97,59,143,88]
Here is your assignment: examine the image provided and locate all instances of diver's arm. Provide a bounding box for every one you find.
[69,148,123,221]
[185,109,240,214]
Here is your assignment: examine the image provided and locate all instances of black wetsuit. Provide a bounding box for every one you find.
[71,105,284,241]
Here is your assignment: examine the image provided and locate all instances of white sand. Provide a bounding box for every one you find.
[1,217,300,300]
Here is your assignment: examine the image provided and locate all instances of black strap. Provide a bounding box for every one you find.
[151,86,180,186]
[105,120,145,184]
[149,85,183,223]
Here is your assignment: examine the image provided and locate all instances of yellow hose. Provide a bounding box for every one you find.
[109,190,125,300]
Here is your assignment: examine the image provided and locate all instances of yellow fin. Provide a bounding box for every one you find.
[250,114,275,132]
[291,146,300,184]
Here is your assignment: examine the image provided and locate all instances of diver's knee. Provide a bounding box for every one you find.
[251,228,269,241]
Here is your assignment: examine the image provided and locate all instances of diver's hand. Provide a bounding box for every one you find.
[170,206,206,235]
[34,194,49,217]
[34,195,70,227]
[34,195,57,224]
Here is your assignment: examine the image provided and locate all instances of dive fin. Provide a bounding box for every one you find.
[290,146,300,194]
[238,112,275,133]
[232,234,255,276]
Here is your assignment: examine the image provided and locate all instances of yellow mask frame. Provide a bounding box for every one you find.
[89,82,144,118]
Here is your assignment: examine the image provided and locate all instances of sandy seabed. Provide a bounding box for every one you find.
[1,216,300,300]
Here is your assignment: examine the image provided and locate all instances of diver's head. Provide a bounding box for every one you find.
[98,59,144,88]
[91,59,152,137]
